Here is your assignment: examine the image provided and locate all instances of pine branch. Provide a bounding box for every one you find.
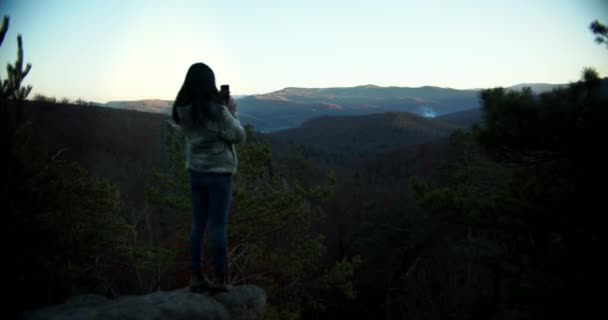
[590,20,608,48]
[1,24,32,100]
[0,16,8,47]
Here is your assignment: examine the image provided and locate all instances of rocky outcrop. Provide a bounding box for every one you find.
[21,285,266,320]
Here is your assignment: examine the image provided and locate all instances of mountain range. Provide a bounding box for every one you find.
[100,99,173,114]
[94,82,567,132]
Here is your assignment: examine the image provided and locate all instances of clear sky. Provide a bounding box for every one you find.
[1,0,607,103]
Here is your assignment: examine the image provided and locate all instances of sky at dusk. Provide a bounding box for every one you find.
[1,0,607,102]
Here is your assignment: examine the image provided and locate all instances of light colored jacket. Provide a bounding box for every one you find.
[175,103,246,175]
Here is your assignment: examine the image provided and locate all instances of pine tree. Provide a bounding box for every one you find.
[0,16,32,101]
[590,20,608,49]
[3,16,135,316]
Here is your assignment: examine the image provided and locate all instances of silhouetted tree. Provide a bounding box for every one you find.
[590,20,608,48]
[0,16,32,100]
[402,46,606,320]
[3,16,135,316]
[32,93,57,103]
[74,98,89,105]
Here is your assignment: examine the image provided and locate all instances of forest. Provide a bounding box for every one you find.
[4,15,607,319]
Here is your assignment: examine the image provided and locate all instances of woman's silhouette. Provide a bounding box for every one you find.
[172,63,246,293]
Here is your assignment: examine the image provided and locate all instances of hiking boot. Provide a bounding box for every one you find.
[189,271,212,293]
[209,271,233,293]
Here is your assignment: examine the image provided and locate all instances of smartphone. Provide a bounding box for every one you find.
[220,84,230,104]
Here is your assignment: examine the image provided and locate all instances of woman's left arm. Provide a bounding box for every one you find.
[218,107,247,144]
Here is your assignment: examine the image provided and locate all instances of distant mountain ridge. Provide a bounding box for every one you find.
[237,84,481,132]
[103,99,173,114]
[97,81,577,132]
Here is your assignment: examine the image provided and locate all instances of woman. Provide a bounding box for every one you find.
[172,62,246,293]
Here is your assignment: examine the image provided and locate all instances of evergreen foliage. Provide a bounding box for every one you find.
[590,20,608,48]
[0,16,32,101]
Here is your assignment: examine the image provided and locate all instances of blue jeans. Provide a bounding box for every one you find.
[188,169,233,275]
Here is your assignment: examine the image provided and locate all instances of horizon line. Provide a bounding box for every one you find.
[33,79,585,104]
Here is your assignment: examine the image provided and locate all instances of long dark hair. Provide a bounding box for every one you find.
[172,62,223,125]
